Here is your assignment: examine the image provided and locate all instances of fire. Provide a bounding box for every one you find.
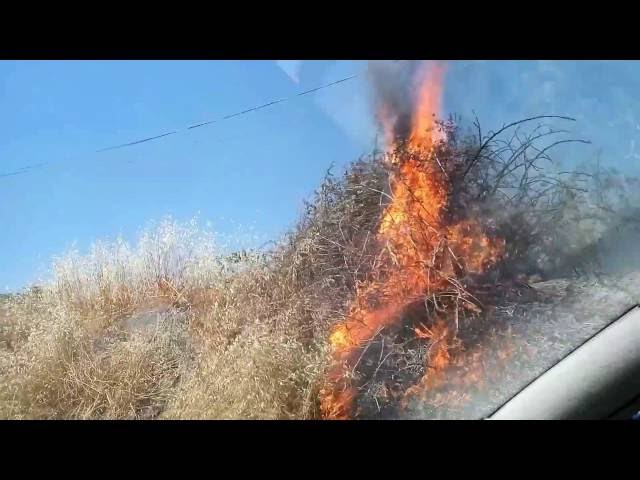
[320,62,504,419]
[409,62,446,148]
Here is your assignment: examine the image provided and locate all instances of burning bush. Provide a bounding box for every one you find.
[314,112,640,418]
[313,63,640,419]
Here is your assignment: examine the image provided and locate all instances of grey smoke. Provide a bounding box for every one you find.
[366,60,429,140]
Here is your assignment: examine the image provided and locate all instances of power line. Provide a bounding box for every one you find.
[0,162,46,178]
[97,74,356,152]
[1,73,358,179]
[96,131,179,153]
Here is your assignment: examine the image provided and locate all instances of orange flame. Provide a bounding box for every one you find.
[409,62,445,149]
[320,61,504,419]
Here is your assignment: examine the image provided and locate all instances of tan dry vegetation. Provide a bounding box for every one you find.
[0,156,387,419]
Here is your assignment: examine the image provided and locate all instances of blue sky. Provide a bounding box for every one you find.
[2,60,640,291]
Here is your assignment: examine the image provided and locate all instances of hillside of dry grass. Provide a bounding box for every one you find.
[0,219,322,419]
[0,155,389,419]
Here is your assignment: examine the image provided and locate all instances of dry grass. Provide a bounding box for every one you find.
[0,290,190,419]
[0,192,371,418]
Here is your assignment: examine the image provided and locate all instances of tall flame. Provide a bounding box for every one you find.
[320,62,503,419]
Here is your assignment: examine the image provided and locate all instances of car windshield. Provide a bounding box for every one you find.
[1,60,639,420]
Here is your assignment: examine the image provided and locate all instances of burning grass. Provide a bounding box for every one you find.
[2,107,640,418]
